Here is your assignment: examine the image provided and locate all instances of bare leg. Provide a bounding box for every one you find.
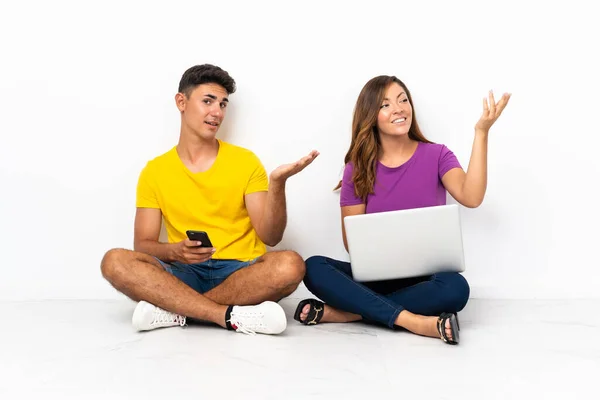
[395,310,453,340]
[299,304,362,323]
[100,248,228,328]
[204,250,305,305]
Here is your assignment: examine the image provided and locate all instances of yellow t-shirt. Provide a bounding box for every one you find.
[136,140,269,261]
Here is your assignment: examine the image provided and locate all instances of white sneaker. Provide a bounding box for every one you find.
[229,301,287,335]
[132,301,186,331]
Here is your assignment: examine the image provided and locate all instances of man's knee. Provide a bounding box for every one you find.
[100,248,131,284]
[271,251,306,287]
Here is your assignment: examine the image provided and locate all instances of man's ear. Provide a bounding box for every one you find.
[175,92,186,112]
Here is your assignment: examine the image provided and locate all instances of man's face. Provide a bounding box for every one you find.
[178,83,229,140]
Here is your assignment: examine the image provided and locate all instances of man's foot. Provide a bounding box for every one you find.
[298,302,361,324]
[132,301,186,332]
[227,301,287,335]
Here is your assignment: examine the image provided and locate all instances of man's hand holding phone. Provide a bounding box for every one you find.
[172,230,216,264]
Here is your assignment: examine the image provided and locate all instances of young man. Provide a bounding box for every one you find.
[101,64,319,335]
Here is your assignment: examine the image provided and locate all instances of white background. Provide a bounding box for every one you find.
[1,0,598,300]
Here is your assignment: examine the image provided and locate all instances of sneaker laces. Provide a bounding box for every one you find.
[230,321,256,336]
[152,308,186,327]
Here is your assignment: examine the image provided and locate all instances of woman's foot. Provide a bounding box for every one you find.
[297,302,361,324]
[395,311,455,342]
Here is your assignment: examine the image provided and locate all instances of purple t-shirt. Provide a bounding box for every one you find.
[340,142,462,213]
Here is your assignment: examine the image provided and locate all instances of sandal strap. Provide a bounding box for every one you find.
[294,299,325,325]
[437,315,449,343]
[438,313,459,345]
[307,303,323,325]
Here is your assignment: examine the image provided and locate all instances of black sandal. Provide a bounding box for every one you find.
[437,312,460,345]
[294,299,325,325]
[454,313,460,331]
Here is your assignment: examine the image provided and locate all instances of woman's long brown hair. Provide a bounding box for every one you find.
[335,76,432,201]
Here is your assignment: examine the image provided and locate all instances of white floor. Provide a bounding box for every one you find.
[1,296,598,400]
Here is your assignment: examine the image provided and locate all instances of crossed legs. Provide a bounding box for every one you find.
[298,256,469,342]
[100,249,305,328]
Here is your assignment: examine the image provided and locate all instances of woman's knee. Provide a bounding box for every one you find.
[305,255,327,270]
[304,256,331,278]
[303,256,328,290]
[436,272,470,312]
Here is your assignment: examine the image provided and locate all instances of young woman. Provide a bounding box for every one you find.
[295,76,510,345]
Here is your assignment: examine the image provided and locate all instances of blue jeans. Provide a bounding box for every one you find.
[156,257,259,294]
[303,256,470,328]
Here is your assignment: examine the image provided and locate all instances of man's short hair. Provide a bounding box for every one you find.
[178,64,236,97]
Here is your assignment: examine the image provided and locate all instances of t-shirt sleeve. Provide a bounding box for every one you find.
[438,145,463,179]
[136,163,160,208]
[340,163,364,206]
[245,154,269,195]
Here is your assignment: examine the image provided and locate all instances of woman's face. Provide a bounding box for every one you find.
[376,82,413,137]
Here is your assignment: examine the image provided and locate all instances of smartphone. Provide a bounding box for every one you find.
[185,230,213,247]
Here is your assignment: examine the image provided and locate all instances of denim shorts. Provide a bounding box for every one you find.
[156,257,259,294]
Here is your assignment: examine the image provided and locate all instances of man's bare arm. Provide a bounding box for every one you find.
[134,208,215,264]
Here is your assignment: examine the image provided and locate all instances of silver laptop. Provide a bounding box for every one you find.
[344,204,465,282]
